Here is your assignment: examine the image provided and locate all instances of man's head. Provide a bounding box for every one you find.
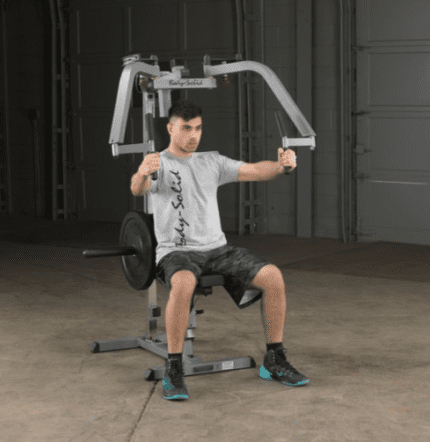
[167,99,203,158]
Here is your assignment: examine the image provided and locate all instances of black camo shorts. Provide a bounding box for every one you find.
[155,244,271,309]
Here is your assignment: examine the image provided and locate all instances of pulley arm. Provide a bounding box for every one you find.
[108,53,317,161]
[203,56,316,147]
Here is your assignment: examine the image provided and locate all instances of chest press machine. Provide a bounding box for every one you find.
[83,54,316,382]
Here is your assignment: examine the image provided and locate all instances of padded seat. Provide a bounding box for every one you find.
[194,272,261,309]
[197,273,225,288]
[193,273,225,297]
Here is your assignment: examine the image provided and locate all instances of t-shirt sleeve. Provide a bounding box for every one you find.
[216,153,244,187]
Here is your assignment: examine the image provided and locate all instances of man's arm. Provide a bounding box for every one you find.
[253,161,285,181]
[236,161,284,182]
[131,173,151,196]
[236,148,297,182]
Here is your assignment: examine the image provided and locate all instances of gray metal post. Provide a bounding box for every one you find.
[142,91,159,340]
[296,0,313,238]
[142,91,157,216]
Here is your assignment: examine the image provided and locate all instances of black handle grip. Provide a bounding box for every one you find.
[145,113,154,140]
[83,246,137,258]
[274,111,294,175]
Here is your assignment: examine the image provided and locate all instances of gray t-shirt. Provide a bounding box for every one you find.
[149,149,243,266]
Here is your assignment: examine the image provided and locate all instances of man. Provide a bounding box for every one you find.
[130,99,309,401]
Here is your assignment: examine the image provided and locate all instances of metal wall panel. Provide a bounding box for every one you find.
[356,0,430,245]
[130,4,181,52]
[76,7,124,54]
[68,0,243,223]
[69,3,130,221]
[185,1,235,50]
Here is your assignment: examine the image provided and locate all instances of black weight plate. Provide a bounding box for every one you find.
[119,211,157,290]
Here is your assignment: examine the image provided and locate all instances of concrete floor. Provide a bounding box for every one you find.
[1,214,429,442]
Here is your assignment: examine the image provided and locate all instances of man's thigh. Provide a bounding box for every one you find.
[207,245,271,309]
[156,251,204,291]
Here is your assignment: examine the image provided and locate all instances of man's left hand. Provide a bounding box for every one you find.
[278,148,297,172]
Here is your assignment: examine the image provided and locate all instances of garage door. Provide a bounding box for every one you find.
[356,0,430,245]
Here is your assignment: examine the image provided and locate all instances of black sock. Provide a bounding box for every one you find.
[168,352,182,361]
[266,342,283,353]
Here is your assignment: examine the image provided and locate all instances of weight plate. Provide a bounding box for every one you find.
[119,211,157,290]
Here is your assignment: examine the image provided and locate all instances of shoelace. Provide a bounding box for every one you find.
[271,352,301,376]
[167,360,185,386]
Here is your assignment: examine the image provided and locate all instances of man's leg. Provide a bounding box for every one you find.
[162,270,196,401]
[249,264,286,344]
[251,265,310,386]
[165,270,197,353]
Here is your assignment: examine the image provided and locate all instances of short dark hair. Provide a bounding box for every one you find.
[168,99,202,123]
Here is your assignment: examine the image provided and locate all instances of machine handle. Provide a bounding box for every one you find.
[83,246,137,258]
[274,111,293,174]
[145,113,158,181]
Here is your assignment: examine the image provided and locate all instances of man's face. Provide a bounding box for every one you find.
[168,116,203,155]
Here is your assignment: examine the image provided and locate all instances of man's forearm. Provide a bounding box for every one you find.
[131,172,150,196]
[255,161,284,181]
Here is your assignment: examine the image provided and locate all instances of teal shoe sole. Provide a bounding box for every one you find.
[162,377,189,400]
[259,365,310,387]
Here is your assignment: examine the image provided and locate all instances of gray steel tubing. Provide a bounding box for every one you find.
[205,60,316,138]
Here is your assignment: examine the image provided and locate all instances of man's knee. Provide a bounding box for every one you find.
[250,264,284,291]
[170,270,197,295]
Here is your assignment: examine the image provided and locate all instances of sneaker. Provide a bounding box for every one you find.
[162,357,189,401]
[259,348,310,387]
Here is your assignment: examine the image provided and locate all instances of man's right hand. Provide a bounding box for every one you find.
[139,152,160,177]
